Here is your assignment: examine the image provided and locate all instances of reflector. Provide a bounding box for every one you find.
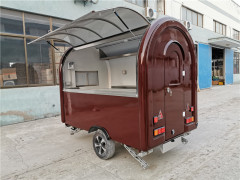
[154,129,158,136]
[191,106,194,112]
[153,116,158,123]
[158,110,163,119]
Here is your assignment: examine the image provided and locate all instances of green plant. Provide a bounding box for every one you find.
[212,76,219,81]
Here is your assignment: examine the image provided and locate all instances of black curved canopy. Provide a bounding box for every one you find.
[28,7,150,47]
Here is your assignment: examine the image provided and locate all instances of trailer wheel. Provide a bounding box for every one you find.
[93,129,115,160]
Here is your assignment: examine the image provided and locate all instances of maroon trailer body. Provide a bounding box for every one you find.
[30,7,197,168]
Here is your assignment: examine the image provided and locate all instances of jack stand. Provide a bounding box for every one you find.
[70,127,81,135]
[124,144,149,169]
[181,137,188,144]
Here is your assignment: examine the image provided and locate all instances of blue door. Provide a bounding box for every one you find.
[198,43,212,89]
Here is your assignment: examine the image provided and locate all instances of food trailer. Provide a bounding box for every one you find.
[30,7,197,168]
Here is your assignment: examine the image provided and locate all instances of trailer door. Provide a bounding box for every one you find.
[164,42,184,140]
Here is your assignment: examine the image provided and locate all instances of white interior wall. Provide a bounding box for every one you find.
[109,56,137,87]
[63,49,137,89]
[63,47,109,89]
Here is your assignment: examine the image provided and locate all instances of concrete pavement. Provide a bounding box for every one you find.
[1,84,240,180]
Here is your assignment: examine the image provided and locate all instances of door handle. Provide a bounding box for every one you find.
[166,87,172,96]
[169,83,181,86]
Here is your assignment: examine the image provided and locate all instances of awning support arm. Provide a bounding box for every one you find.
[47,41,60,51]
[114,10,135,37]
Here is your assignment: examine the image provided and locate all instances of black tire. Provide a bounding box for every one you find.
[93,129,115,160]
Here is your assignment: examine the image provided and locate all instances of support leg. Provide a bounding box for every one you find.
[124,144,149,169]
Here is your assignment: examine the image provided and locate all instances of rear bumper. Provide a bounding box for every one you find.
[138,132,190,157]
[184,122,198,132]
[160,133,189,153]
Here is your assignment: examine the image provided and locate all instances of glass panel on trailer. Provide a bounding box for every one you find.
[0,36,26,86]
[0,8,23,34]
[26,39,53,85]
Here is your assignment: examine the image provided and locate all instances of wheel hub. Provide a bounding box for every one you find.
[94,136,106,155]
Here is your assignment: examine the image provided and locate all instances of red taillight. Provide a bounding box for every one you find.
[153,111,164,124]
[186,117,194,124]
[160,127,165,133]
[191,106,194,112]
[154,127,165,136]
[153,116,158,123]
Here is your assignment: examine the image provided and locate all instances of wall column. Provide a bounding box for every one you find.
[225,48,234,85]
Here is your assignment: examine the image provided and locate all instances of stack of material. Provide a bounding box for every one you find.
[2,68,17,81]
[32,63,52,84]
[41,68,53,84]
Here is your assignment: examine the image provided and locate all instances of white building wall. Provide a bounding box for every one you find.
[164,0,240,38]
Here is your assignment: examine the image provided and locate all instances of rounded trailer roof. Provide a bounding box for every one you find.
[29,7,150,47]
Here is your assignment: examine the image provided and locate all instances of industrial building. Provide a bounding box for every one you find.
[0,0,240,125]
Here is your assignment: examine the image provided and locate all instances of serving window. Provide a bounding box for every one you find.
[62,35,141,97]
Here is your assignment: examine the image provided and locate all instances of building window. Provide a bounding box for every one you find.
[0,8,71,88]
[233,29,240,40]
[0,9,23,35]
[53,42,70,84]
[0,37,27,86]
[52,18,71,31]
[26,39,53,85]
[234,52,240,74]
[25,13,50,37]
[125,0,145,7]
[213,20,226,35]
[182,7,203,27]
